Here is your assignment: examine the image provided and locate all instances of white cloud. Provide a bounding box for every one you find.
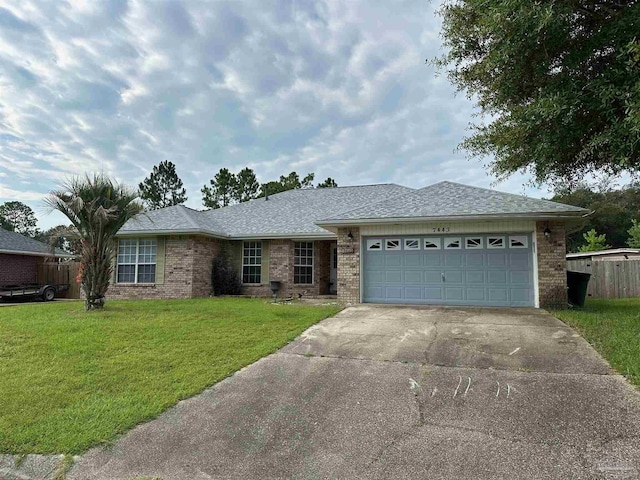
[0,0,553,231]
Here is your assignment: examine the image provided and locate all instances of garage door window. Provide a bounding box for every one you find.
[444,238,461,249]
[423,238,441,249]
[404,239,420,250]
[385,239,401,250]
[487,236,505,249]
[509,236,528,248]
[465,237,483,249]
[367,239,382,251]
[294,241,314,284]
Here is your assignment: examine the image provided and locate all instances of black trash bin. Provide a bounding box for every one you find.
[567,271,591,307]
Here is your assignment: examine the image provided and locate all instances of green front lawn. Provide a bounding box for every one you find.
[554,298,640,387]
[0,298,341,454]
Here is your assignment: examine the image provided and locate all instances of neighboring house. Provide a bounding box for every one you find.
[111,181,589,308]
[0,228,72,286]
[567,249,640,262]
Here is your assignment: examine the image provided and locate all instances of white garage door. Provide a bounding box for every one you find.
[362,234,535,307]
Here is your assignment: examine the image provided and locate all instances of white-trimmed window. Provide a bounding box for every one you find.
[366,239,382,251]
[385,239,401,251]
[487,236,505,249]
[509,235,528,248]
[294,241,314,284]
[117,239,157,283]
[465,237,483,249]
[423,238,441,249]
[242,241,262,284]
[444,237,462,249]
[404,238,420,250]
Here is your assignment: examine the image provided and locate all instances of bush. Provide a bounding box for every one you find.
[211,254,242,296]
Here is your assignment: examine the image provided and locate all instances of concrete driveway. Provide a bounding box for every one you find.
[68,305,640,480]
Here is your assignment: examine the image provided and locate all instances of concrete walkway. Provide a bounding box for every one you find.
[66,306,640,479]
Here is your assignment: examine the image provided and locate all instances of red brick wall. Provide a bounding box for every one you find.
[0,254,37,286]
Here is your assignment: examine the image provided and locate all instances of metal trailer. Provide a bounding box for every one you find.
[0,282,70,301]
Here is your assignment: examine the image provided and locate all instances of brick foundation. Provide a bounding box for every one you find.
[536,221,568,309]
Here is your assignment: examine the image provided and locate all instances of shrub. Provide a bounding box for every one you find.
[211,254,242,296]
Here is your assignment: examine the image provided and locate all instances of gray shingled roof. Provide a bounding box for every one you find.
[118,204,226,236]
[0,228,71,257]
[119,184,413,237]
[118,181,589,238]
[319,181,589,223]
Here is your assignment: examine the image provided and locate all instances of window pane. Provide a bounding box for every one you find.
[137,264,156,283]
[242,242,262,283]
[294,242,314,284]
[117,265,135,283]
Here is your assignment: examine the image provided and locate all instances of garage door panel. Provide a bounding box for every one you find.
[488,270,507,284]
[510,271,531,284]
[404,286,423,300]
[367,255,385,267]
[510,288,531,303]
[510,253,530,268]
[424,254,442,266]
[466,288,486,301]
[445,288,464,301]
[385,256,402,267]
[466,253,484,266]
[488,288,508,301]
[424,287,443,300]
[404,270,422,284]
[363,234,533,307]
[385,271,402,283]
[424,270,442,283]
[385,286,403,299]
[466,271,485,284]
[444,270,463,284]
[488,253,507,267]
[445,254,463,267]
[403,254,421,266]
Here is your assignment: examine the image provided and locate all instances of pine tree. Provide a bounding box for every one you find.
[317,177,338,188]
[202,168,238,209]
[578,229,611,253]
[139,160,187,210]
[234,167,260,203]
[626,220,640,248]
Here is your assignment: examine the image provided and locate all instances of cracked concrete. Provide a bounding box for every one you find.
[58,305,640,479]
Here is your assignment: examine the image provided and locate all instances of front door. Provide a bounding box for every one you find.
[329,243,338,294]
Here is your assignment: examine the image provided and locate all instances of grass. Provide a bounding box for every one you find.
[554,297,640,387]
[0,298,341,454]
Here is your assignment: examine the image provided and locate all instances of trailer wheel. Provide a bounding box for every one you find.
[42,287,56,302]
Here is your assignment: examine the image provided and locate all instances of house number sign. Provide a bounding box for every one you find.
[432,227,451,233]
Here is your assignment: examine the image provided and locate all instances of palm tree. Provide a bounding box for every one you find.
[46,174,143,310]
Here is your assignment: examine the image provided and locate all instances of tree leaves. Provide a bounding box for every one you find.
[437,0,640,187]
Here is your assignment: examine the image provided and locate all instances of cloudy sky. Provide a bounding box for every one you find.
[0,0,541,230]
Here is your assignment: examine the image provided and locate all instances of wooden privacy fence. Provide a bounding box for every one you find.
[566,259,640,299]
[36,261,81,299]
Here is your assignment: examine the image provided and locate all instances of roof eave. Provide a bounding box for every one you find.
[0,249,76,258]
[316,211,589,227]
[227,231,336,240]
[116,228,228,239]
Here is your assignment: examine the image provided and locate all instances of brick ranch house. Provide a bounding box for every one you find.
[0,228,72,287]
[110,181,589,308]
